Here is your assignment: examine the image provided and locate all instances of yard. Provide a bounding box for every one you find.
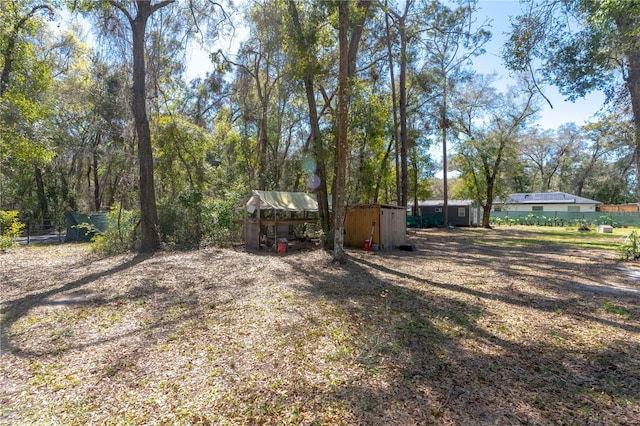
[1,227,639,425]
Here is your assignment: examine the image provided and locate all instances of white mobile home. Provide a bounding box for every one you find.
[493,192,601,213]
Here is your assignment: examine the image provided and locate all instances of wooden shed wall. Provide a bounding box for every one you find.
[344,205,380,248]
[344,205,406,250]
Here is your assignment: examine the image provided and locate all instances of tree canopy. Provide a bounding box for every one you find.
[0,0,636,252]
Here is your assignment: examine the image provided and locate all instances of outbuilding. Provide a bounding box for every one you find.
[410,200,480,227]
[244,190,320,250]
[343,204,406,251]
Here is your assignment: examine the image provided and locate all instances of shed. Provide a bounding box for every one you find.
[344,204,406,250]
[410,200,479,227]
[244,190,320,250]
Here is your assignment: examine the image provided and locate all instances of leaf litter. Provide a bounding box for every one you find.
[1,227,639,425]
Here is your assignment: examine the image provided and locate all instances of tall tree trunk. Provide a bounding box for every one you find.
[93,134,101,211]
[287,1,330,237]
[412,158,419,216]
[387,0,411,208]
[384,5,401,205]
[305,78,331,236]
[34,164,48,225]
[615,12,640,206]
[626,56,640,206]
[258,105,269,190]
[482,163,497,228]
[441,79,449,228]
[399,16,408,208]
[130,1,163,252]
[333,0,349,262]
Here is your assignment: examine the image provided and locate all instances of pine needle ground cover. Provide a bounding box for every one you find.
[1,227,639,424]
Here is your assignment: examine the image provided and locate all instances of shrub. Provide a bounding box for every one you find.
[618,230,640,261]
[0,211,25,251]
[202,195,241,248]
[91,204,139,254]
[158,189,205,250]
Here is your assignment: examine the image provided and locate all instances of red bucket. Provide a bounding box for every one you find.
[364,240,373,251]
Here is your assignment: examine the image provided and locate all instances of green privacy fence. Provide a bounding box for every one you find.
[407,213,443,228]
[65,211,109,242]
[489,211,640,228]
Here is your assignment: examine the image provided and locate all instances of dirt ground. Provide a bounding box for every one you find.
[1,227,639,425]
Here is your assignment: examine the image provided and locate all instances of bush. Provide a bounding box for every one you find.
[158,189,206,250]
[618,230,640,261]
[0,211,25,251]
[202,195,241,248]
[91,204,139,254]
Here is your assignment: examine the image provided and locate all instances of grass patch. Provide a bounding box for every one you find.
[602,300,632,319]
[476,226,633,251]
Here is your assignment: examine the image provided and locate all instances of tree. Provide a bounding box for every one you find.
[504,0,640,203]
[576,114,636,203]
[111,1,174,251]
[285,0,332,236]
[45,35,132,218]
[452,75,538,228]
[73,0,227,251]
[285,0,370,251]
[384,0,413,207]
[0,1,58,223]
[419,0,489,227]
[519,125,580,192]
[333,0,349,262]
[220,0,292,191]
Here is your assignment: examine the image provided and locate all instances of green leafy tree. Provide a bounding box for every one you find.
[577,114,636,203]
[504,0,640,203]
[418,0,489,226]
[0,1,59,225]
[452,75,538,228]
[519,125,582,192]
[219,0,293,191]
[285,0,334,236]
[72,0,228,252]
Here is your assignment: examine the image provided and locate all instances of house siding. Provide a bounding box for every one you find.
[493,192,600,213]
[499,203,597,213]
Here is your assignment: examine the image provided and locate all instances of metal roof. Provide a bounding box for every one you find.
[497,192,601,205]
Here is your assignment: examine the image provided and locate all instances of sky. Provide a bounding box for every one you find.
[473,0,604,130]
[186,0,605,132]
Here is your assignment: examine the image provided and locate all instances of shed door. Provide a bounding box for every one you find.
[380,207,406,250]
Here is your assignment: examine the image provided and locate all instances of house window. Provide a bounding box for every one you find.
[494,205,502,212]
[458,207,466,217]
[567,206,581,212]
[532,206,543,212]
[435,207,442,213]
